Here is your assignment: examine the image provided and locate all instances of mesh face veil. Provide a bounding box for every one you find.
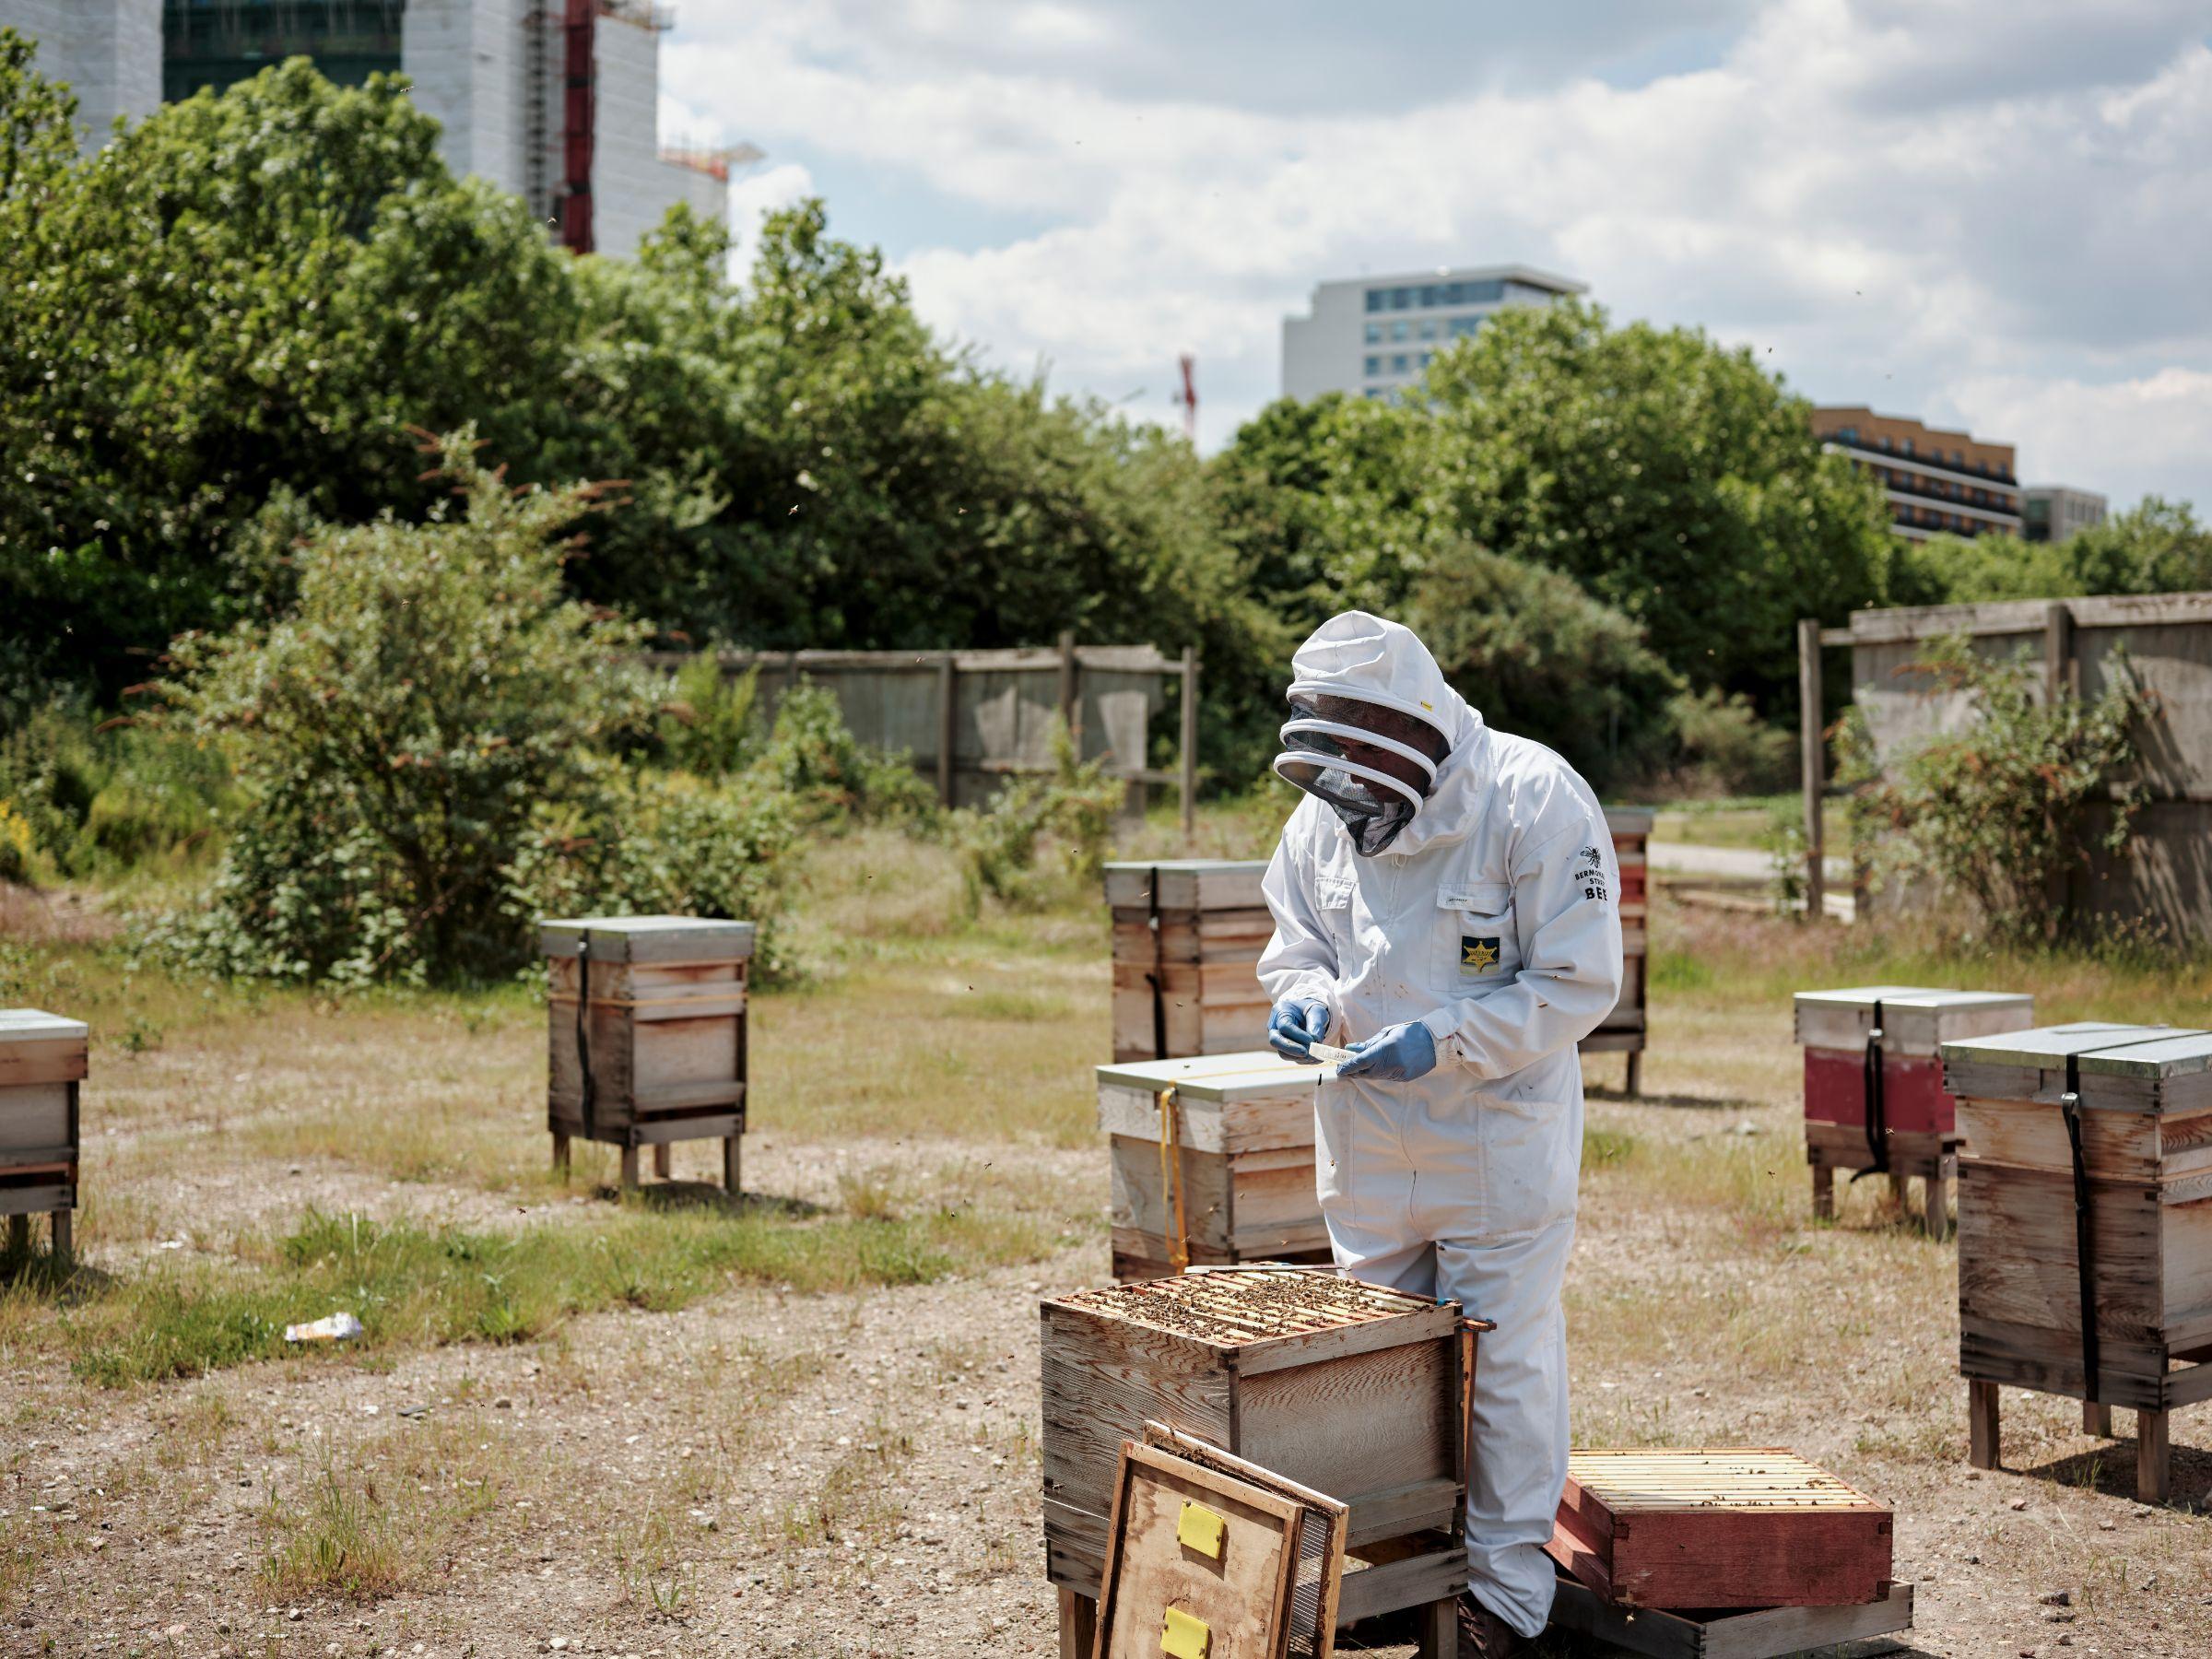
[1272,690,1453,856]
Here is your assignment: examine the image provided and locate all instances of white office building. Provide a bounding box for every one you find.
[2024,485,2108,544]
[1281,265,1587,400]
[0,0,724,257]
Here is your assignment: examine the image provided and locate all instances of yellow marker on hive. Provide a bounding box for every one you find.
[1176,1500,1227,1559]
[1161,1606,1211,1659]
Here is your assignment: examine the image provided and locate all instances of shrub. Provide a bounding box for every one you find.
[1662,687,1797,796]
[0,799,34,886]
[143,434,660,984]
[951,721,1124,915]
[654,655,762,781]
[759,681,939,827]
[1839,637,2156,946]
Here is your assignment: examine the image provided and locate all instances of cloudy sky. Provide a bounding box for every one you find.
[660,1,2212,511]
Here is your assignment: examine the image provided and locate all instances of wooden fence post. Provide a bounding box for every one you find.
[936,653,957,807]
[1058,630,1078,748]
[2045,602,2075,916]
[1798,618,1826,923]
[1181,646,1199,841]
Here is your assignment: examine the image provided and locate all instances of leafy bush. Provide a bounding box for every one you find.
[654,656,762,781]
[505,771,802,982]
[142,435,660,984]
[1407,542,1680,790]
[759,682,939,828]
[1662,688,1797,796]
[0,703,236,882]
[1839,638,2156,946]
[0,798,34,886]
[952,722,1125,915]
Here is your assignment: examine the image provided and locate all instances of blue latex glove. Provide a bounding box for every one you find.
[1267,998,1332,1063]
[1335,1020,1438,1083]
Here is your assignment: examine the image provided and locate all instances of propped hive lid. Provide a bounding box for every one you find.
[539,915,757,963]
[1096,1051,1324,1103]
[0,1007,89,1045]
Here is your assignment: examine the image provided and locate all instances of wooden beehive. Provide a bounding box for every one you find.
[1041,1266,1477,1646]
[1106,861,1273,1063]
[1795,985,2036,1232]
[1546,1449,1893,1610]
[1944,1021,2212,1500]
[542,916,754,1193]
[0,1007,85,1261]
[1548,1576,1915,1659]
[1097,1053,1331,1282]
[1582,806,1653,1094]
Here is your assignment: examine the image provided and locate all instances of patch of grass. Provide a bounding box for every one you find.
[260,1447,406,1602]
[58,1198,1055,1387]
[1582,1128,1638,1168]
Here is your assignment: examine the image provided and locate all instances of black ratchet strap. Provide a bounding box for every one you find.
[1146,872,1169,1060]
[575,935,597,1141]
[2062,1051,2099,1404]
[1853,997,1890,1179]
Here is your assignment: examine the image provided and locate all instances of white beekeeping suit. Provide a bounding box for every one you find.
[1258,611,1623,1642]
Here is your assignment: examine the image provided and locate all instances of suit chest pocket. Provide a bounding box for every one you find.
[1439,881,1519,993]
[1315,875,1354,943]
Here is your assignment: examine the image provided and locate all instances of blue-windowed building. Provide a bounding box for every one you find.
[1281,264,1586,401]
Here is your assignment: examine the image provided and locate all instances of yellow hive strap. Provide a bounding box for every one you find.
[1157,1085,1190,1273]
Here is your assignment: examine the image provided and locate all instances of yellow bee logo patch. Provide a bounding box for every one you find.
[1461,936,1500,973]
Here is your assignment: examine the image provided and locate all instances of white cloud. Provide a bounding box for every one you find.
[666,2,2212,501]
[1955,368,2212,504]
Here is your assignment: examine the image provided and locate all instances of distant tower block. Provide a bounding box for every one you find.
[542,916,753,1194]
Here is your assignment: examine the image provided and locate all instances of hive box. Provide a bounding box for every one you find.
[1104,860,1272,1063]
[0,1007,86,1259]
[1795,986,2036,1135]
[1041,1266,1476,1640]
[1944,1021,2212,1500]
[1096,1052,1330,1281]
[542,916,755,1191]
[1546,1449,1893,1610]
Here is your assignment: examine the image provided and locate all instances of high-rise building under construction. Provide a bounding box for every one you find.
[0,0,726,256]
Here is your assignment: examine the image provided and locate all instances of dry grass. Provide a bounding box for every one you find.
[7,834,2212,1653]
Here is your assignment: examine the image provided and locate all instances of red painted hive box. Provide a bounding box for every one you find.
[1794,986,2033,1136]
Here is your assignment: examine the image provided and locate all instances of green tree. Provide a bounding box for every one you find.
[1423,300,1895,706]
[1406,542,1679,791]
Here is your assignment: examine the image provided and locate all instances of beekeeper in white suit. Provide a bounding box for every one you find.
[1258,610,1622,1657]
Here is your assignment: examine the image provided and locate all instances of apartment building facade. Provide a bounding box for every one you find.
[1809,406,2022,541]
[0,0,723,256]
[2024,485,2108,544]
[1282,265,1586,400]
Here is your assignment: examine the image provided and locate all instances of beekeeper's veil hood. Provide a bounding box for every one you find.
[1272,611,1465,857]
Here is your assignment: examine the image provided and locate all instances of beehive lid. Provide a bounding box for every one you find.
[0,1008,88,1045]
[1566,1449,1886,1514]
[1102,860,1268,911]
[1939,1020,2184,1069]
[539,916,757,963]
[1793,984,1945,1013]
[1097,1052,1323,1104]
[1602,806,1654,836]
[1051,1265,1453,1351]
[2072,1030,2212,1081]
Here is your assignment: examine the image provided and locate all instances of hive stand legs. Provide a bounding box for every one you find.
[551,1132,571,1180]
[1055,1588,1096,1659]
[1418,1594,1459,1658]
[653,1143,672,1181]
[2084,1401,2114,1437]
[6,1216,25,1257]
[2138,1409,2171,1504]
[1810,1163,1835,1221]
[50,1211,70,1266]
[1624,1052,1642,1098]
[723,1134,742,1197]
[1923,1168,1951,1240]
[1969,1380,2001,1469]
[619,1147,640,1193]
